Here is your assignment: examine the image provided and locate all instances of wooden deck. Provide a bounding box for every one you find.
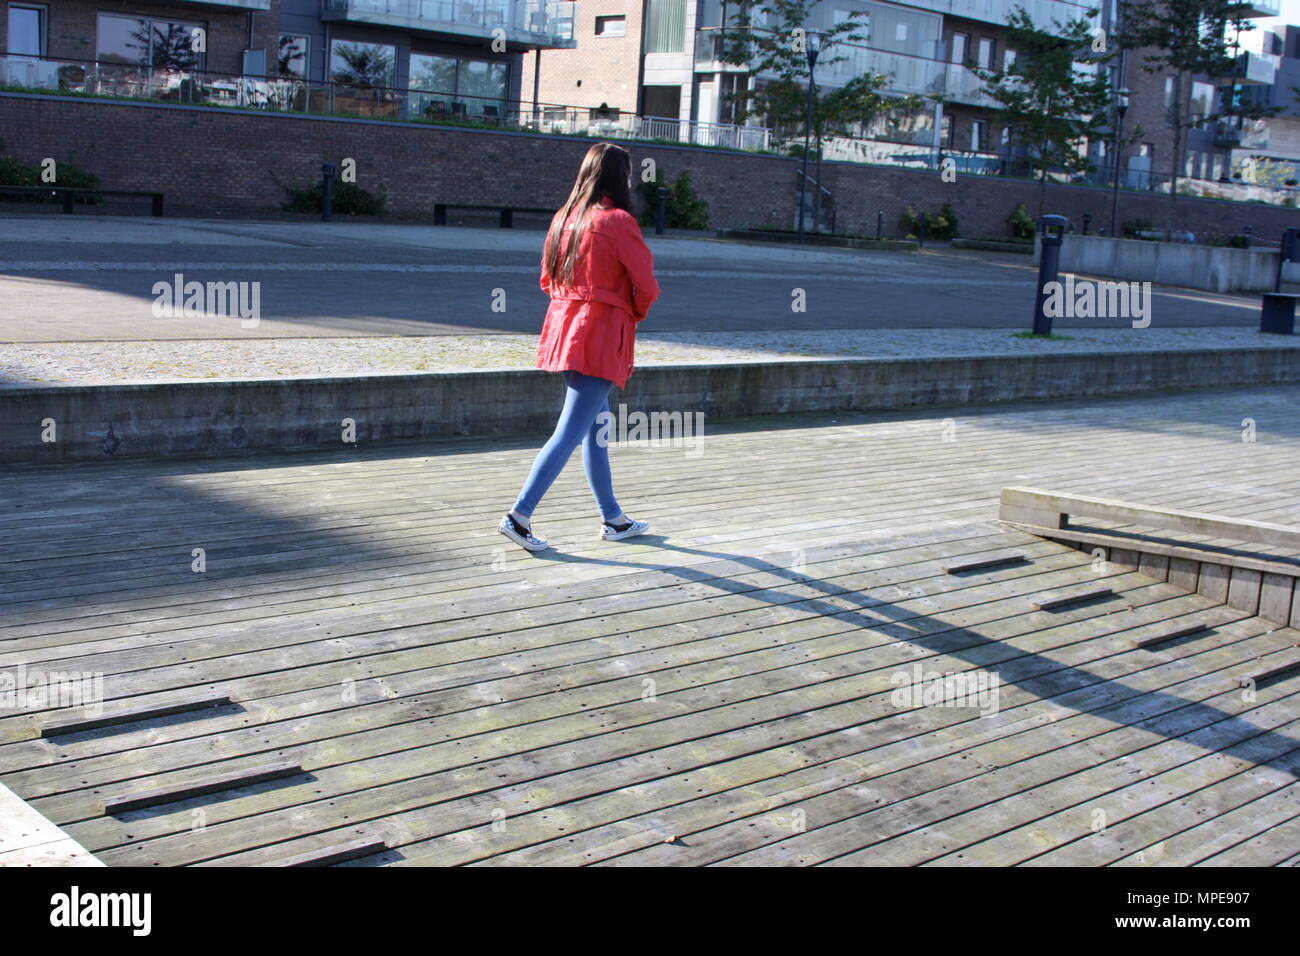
[1,383,1298,867]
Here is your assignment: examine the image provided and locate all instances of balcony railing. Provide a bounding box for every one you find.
[319,0,576,49]
[169,0,271,8]
[0,53,772,150]
[639,116,771,151]
[889,0,1097,28]
[1221,50,1279,86]
[1228,0,1281,18]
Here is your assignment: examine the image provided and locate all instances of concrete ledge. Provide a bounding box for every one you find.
[4,348,1300,464]
[1041,233,1300,292]
[952,238,1033,254]
[716,228,918,251]
[0,782,104,867]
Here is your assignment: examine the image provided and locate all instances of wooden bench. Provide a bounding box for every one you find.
[0,184,164,216]
[998,485,1300,627]
[433,202,553,228]
[1260,291,1299,334]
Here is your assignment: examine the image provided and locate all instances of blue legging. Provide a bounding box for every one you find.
[512,370,621,522]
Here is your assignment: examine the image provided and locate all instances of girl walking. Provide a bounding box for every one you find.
[498,143,661,553]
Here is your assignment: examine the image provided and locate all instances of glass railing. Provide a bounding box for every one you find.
[320,0,576,47]
[0,53,773,149]
[908,0,1098,27]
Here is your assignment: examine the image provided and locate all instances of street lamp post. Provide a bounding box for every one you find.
[1108,87,1131,237]
[797,32,821,244]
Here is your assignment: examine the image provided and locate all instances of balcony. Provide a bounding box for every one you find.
[1215,118,1270,149]
[1222,50,1279,86]
[319,0,576,49]
[904,0,1098,29]
[1228,0,1281,18]
[166,0,271,8]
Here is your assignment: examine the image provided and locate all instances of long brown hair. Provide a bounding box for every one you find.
[543,142,634,287]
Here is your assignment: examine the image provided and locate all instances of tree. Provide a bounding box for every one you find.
[1119,0,1276,220]
[720,1,925,226]
[974,7,1113,214]
[331,43,394,88]
[720,1,872,137]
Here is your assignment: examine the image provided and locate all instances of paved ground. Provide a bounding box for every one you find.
[0,214,1261,345]
[2,384,1297,866]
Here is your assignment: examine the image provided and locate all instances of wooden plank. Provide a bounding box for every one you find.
[1198,564,1231,603]
[1236,656,1300,688]
[1137,552,1170,582]
[1226,567,1263,615]
[1000,486,1300,550]
[1259,573,1295,625]
[1000,523,1300,578]
[40,694,231,738]
[279,836,389,868]
[942,553,1028,574]
[1033,588,1114,611]
[100,761,303,815]
[1166,557,1200,593]
[1108,548,1140,571]
[1131,623,1213,649]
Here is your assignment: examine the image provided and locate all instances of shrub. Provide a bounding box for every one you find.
[281,178,387,216]
[636,169,710,230]
[0,137,101,201]
[1007,203,1035,241]
[899,202,958,240]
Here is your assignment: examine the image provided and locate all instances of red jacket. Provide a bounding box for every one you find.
[535,202,659,389]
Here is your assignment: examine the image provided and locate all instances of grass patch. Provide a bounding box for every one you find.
[1011,332,1076,341]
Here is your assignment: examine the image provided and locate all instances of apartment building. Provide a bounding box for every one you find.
[1,0,576,114]
[522,0,1100,156]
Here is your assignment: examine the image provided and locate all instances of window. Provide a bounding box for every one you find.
[97,13,204,70]
[410,53,507,115]
[950,32,968,64]
[330,40,395,87]
[719,72,746,125]
[977,37,994,70]
[971,119,987,151]
[940,113,952,146]
[1164,75,1176,110]
[595,15,625,37]
[277,34,308,79]
[643,0,685,53]
[1000,125,1010,148]
[895,22,908,42]
[642,84,681,118]
[7,4,44,57]
[1004,48,1016,70]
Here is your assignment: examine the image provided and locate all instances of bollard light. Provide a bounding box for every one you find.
[1033,214,1069,336]
[655,186,668,236]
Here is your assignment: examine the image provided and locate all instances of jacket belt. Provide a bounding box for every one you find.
[549,287,632,314]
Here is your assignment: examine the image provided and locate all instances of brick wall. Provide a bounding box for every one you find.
[2,92,1297,240]
[521,3,643,114]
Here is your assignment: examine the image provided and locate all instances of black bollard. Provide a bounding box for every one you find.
[1082,213,1091,236]
[321,162,337,222]
[1243,224,1253,249]
[655,186,667,236]
[918,212,926,248]
[876,208,883,240]
[1033,215,1069,336]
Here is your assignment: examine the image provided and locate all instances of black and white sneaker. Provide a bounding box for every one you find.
[600,516,650,541]
[498,513,549,552]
